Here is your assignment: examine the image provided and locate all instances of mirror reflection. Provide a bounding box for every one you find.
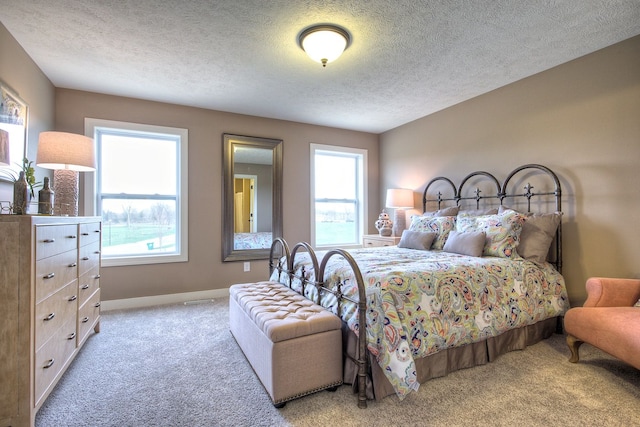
[233,146,273,248]
[223,134,282,262]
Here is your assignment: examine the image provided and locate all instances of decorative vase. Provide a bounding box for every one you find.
[375,211,393,237]
[38,176,54,215]
[13,171,29,215]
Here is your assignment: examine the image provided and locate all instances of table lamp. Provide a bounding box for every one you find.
[385,188,414,237]
[36,131,96,216]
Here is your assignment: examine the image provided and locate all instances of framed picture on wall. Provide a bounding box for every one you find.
[0,80,28,180]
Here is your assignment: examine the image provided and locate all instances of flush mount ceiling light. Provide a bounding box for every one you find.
[298,24,351,67]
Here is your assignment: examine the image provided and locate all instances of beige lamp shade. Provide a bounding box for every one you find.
[385,188,414,237]
[0,129,9,166]
[36,131,96,171]
[36,131,95,216]
[385,188,414,208]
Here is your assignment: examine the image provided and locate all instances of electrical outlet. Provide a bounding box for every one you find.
[243,262,250,272]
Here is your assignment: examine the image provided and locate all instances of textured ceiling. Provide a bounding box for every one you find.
[1,1,639,133]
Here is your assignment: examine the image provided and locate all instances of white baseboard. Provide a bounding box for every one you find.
[101,288,230,311]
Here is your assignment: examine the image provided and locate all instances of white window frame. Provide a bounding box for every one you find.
[310,143,367,249]
[84,118,188,267]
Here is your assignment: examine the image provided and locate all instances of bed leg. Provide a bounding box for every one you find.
[357,361,367,408]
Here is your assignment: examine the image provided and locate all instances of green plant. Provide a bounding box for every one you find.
[0,157,42,198]
[21,157,41,198]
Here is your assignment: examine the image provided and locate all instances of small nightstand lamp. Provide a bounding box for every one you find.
[36,131,96,216]
[386,188,414,237]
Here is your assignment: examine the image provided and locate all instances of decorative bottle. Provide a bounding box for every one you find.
[13,171,29,215]
[38,176,54,215]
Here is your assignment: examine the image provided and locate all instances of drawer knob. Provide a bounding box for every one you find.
[81,284,90,290]
[67,332,77,340]
[94,251,101,254]
[82,256,89,261]
[43,359,55,369]
[81,316,90,323]
[68,235,77,239]
[94,302,101,308]
[95,274,101,279]
[82,232,89,236]
[43,272,55,279]
[69,262,77,267]
[43,238,55,243]
[68,295,77,302]
[94,230,100,233]
[44,313,55,321]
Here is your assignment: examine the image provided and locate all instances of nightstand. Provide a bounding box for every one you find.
[363,234,401,247]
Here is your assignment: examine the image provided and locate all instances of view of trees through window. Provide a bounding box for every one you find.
[312,146,366,247]
[97,129,180,258]
[101,199,177,255]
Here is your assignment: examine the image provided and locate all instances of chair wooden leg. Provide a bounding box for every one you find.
[566,334,584,363]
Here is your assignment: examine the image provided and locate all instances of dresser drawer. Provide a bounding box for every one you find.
[78,240,101,277]
[35,224,79,260]
[35,249,78,303]
[35,281,78,351]
[363,235,401,247]
[79,222,101,247]
[78,266,100,307]
[78,288,101,345]
[34,317,77,406]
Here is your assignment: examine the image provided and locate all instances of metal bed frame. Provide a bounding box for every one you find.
[268,163,563,408]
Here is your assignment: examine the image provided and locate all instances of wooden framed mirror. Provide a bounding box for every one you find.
[222,134,282,262]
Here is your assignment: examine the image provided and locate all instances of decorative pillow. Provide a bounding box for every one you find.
[498,205,562,264]
[442,231,486,257]
[518,212,563,264]
[398,230,437,250]
[458,208,498,217]
[422,206,459,217]
[456,209,526,258]
[409,215,456,250]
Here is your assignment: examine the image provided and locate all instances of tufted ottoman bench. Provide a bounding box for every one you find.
[229,281,343,407]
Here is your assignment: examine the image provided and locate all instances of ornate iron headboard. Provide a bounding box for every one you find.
[422,164,562,272]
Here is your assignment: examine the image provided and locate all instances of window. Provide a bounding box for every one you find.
[310,144,367,248]
[84,119,188,266]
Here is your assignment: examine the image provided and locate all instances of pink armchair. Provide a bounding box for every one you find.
[564,277,640,370]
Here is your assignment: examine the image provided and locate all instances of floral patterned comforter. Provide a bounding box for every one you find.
[270,246,568,400]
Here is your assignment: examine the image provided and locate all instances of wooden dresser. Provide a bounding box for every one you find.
[0,216,101,427]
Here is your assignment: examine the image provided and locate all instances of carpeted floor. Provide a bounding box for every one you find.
[36,298,640,427]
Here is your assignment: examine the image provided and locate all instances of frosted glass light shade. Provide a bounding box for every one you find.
[299,25,350,67]
[36,131,96,171]
[0,129,9,166]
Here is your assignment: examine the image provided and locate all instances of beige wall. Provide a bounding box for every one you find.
[5,19,639,305]
[0,23,55,201]
[380,35,640,305]
[54,89,380,300]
